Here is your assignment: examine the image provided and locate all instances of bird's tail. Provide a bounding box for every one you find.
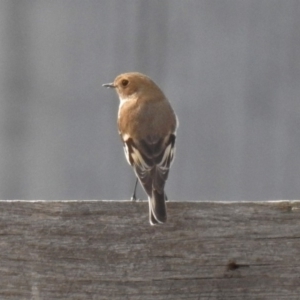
[149,189,167,225]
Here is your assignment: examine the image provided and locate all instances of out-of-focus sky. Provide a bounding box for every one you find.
[0,1,299,200]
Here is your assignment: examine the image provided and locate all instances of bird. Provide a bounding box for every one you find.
[103,72,178,225]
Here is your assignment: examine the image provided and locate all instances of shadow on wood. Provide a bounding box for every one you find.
[0,200,299,299]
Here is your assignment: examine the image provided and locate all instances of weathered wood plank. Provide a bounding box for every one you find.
[0,200,299,299]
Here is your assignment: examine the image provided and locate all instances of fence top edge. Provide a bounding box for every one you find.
[0,199,299,204]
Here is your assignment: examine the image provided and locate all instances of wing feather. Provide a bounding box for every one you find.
[121,133,176,224]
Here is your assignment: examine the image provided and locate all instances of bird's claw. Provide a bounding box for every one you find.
[131,195,140,201]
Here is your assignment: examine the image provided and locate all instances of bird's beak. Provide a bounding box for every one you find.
[102,83,115,88]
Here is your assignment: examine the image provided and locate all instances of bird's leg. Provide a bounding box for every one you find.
[130,178,139,201]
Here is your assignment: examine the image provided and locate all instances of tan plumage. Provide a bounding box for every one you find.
[103,72,178,225]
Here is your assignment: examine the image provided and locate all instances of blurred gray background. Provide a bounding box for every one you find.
[0,0,299,201]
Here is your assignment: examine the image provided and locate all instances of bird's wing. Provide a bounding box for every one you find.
[122,133,176,224]
[122,134,176,195]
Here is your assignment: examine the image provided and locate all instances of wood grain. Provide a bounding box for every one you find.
[0,200,299,299]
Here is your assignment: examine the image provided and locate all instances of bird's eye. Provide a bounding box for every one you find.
[121,79,129,87]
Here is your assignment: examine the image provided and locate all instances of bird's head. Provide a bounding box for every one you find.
[103,72,162,100]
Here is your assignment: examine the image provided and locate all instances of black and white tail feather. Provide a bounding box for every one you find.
[122,134,176,225]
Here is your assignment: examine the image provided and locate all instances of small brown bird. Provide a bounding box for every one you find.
[103,72,178,225]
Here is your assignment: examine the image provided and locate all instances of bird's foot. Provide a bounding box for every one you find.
[130,194,140,201]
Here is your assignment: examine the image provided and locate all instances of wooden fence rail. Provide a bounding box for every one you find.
[0,200,299,299]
